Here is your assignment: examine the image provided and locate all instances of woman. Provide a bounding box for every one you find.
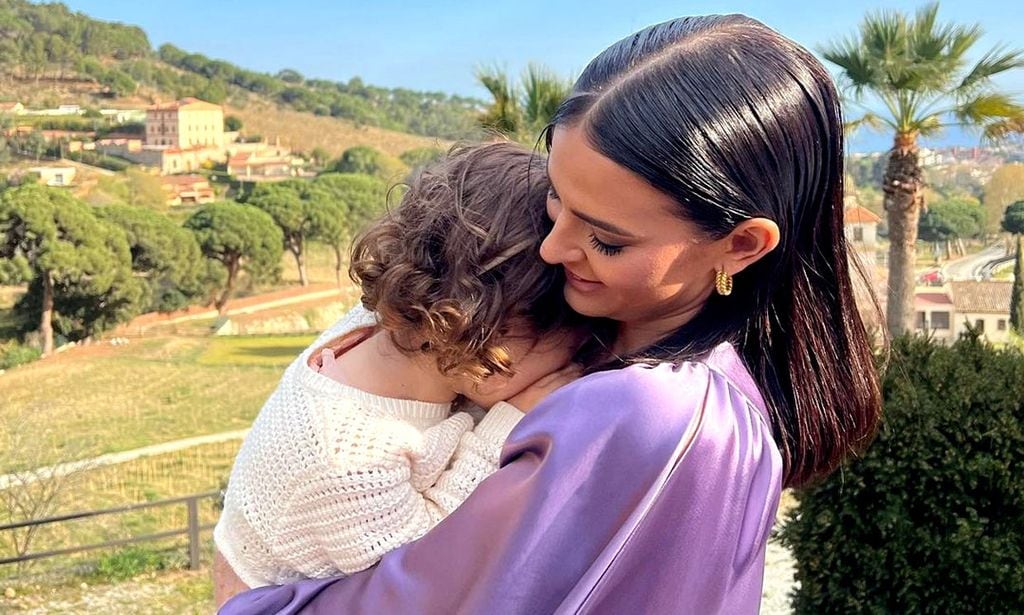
[221,14,881,614]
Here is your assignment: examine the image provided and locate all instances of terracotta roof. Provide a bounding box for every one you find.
[0,101,22,110]
[161,174,209,186]
[845,205,882,225]
[148,97,222,111]
[951,281,1013,314]
[915,291,953,306]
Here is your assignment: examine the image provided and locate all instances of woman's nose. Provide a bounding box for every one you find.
[540,218,584,265]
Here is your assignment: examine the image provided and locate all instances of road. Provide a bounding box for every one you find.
[942,244,1010,281]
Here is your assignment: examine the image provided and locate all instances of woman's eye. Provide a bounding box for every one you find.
[588,233,624,256]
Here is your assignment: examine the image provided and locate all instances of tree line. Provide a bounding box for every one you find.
[0,170,392,356]
[0,0,481,139]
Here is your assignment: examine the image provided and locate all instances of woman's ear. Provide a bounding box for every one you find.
[722,218,780,275]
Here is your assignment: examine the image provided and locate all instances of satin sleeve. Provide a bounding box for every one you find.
[220,361,782,615]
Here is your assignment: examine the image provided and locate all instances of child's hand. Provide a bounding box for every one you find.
[507,363,582,412]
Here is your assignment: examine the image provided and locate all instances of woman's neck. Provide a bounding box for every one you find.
[613,301,708,356]
[331,330,457,403]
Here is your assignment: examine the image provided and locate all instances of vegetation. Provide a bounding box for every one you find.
[917,197,985,256]
[95,204,210,312]
[184,202,283,314]
[305,173,388,284]
[0,334,313,467]
[0,0,481,140]
[0,338,39,368]
[476,63,572,142]
[983,163,1024,233]
[0,185,145,354]
[822,2,1024,337]
[326,145,409,182]
[399,146,445,171]
[1004,200,1024,332]
[223,114,243,132]
[779,334,1024,613]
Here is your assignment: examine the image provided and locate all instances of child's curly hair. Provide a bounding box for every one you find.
[349,142,569,383]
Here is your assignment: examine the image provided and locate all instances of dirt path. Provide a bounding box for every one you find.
[0,430,248,491]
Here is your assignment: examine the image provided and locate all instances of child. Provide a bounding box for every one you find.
[213,143,581,604]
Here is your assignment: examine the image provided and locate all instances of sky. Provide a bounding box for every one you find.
[54,1,1024,152]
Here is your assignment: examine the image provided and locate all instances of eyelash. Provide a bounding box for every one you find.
[588,233,624,256]
[549,187,624,256]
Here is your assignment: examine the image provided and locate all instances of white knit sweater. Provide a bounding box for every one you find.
[214,306,525,587]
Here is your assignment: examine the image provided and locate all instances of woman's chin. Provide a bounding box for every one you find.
[563,287,609,319]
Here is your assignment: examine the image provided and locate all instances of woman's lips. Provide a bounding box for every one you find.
[565,268,603,292]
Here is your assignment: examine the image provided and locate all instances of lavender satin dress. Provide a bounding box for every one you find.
[221,342,783,614]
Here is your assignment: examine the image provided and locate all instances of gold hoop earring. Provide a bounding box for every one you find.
[715,269,733,296]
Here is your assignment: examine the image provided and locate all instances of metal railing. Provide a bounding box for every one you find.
[0,490,219,570]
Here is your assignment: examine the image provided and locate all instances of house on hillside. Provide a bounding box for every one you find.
[844,202,881,249]
[0,101,24,115]
[146,98,224,150]
[914,280,1013,345]
[951,281,1013,344]
[228,150,306,181]
[95,98,228,175]
[27,166,77,187]
[160,174,215,206]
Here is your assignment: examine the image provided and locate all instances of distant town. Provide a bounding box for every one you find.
[2,97,305,206]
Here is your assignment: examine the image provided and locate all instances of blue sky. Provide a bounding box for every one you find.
[55,1,1024,152]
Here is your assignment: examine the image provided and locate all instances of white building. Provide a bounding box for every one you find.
[28,166,77,187]
[914,281,1013,345]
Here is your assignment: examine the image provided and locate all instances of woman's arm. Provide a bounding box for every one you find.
[220,363,742,615]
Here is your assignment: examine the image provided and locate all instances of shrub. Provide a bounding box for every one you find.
[0,340,41,369]
[94,546,175,581]
[778,334,1024,614]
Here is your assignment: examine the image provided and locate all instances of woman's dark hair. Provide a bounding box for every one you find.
[350,142,570,382]
[544,15,883,487]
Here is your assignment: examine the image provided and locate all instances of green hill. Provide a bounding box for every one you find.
[0,0,483,143]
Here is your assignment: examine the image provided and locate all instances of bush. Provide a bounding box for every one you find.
[94,546,176,581]
[67,151,132,172]
[0,340,41,369]
[778,334,1024,614]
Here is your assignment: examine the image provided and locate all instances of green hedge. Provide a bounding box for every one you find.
[0,340,41,369]
[778,334,1024,613]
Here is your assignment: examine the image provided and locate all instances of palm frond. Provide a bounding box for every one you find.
[521,63,572,130]
[955,93,1024,124]
[956,45,1024,93]
[475,64,520,136]
[981,116,1024,142]
[911,113,944,137]
[844,112,891,135]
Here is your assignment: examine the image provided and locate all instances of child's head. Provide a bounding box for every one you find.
[350,142,571,383]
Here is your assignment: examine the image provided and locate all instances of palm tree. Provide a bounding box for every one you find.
[476,63,572,143]
[822,2,1024,337]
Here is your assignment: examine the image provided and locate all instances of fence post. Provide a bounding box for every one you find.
[187,496,200,570]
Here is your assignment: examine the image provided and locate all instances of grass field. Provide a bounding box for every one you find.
[197,335,317,366]
[0,333,315,471]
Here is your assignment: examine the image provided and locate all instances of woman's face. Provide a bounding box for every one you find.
[540,124,726,352]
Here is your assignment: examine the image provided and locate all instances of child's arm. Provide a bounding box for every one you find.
[213,547,250,609]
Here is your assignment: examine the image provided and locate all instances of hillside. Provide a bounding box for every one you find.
[0,0,478,154]
[228,101,450,159]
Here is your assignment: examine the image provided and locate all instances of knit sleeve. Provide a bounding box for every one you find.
[267,410,475,579]
[422,402,525,514]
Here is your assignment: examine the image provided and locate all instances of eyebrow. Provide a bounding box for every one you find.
[549,181,637,238]
[573,209,636,238]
